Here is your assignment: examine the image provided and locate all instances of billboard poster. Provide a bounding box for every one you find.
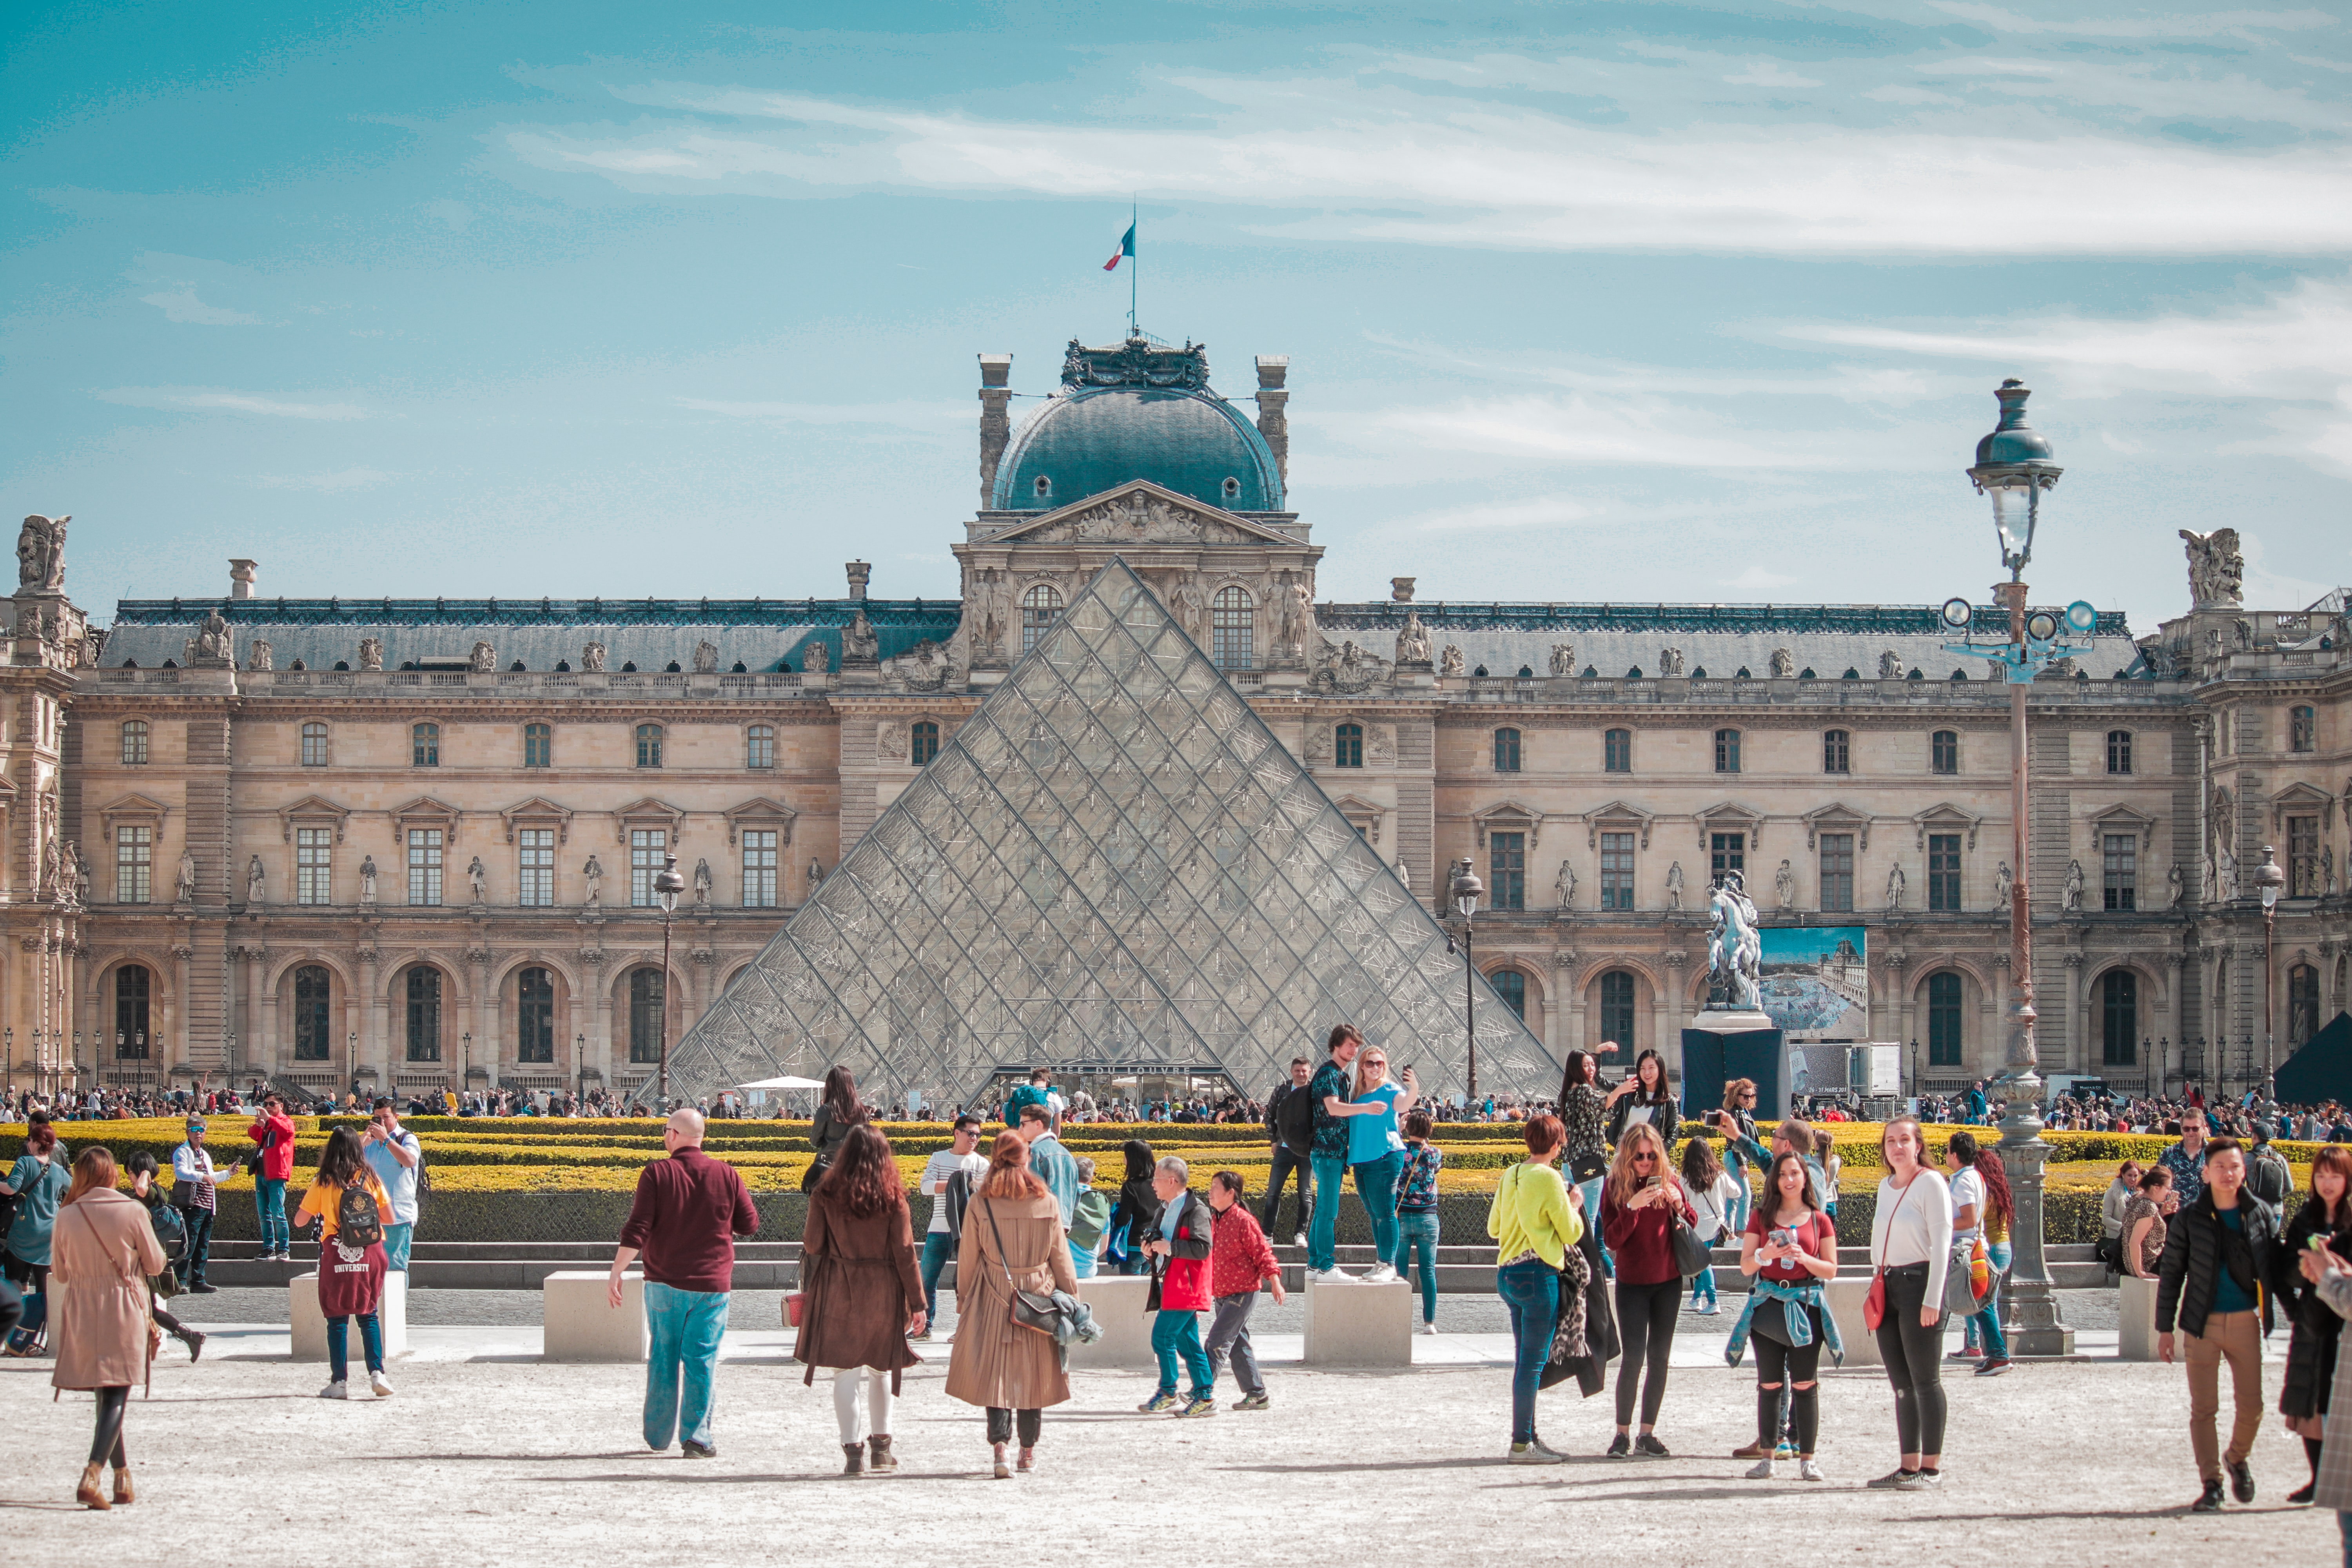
[1757,926,1869,1040]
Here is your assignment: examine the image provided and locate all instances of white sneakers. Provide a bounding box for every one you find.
[1745,1457,1775,1480]
[1799,1459,1826,1482]
[1292,1232,1308,1248]
[1418,1321,1438,1336]
[319,1380,349,1400]
[1359,1264,1400,1285]
[1303,1267,1353,1284]
[320,1374,394,1400]
[368,1370,395,1398]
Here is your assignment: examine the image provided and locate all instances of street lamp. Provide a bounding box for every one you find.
[1449,858,1484,1102]
[653,851,687,1108]
[1939,377,2076,1358]
[2253,845,2285,1105]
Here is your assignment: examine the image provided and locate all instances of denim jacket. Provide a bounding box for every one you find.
[1724,1278,1844,1367]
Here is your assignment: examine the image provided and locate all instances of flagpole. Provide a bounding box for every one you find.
[1129,203,1138,336]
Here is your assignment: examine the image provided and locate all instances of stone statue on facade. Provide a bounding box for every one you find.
[188,609,233,664]
[1769,648,1795,679]
[176,848,198,904]
[1774,857,1796,910]
[1439,645,1464,678]
[2180,528,2244,607]
[248,639,272,672]
[1548,643,1576,677]
[1886,862,1906,909]
[359,637,384,672]
[1280,578,1314,666]
[2218,847,2239,902]
[359,855,378,903]
[16,514,67,591]
[693,857,713,907]
[843,608,879,664]
[581,641,608,674]
[803,637,829,674]
[1993,860,2013,909]
[470,641,497,673]
[1396,857,1410,893]
[1170,581,1207,645]
[1553,859,1575,910]
[693,640,719,674]
[1665,860,1685,912]
[245,853,265,906]
[808,858,826,898]
[1707,871,1764,1012]
[1879,650,1905,680]
[2063,858,2085,911]
[2325,843,2338,897]
[582,854,605,904]
[69,840,89,906]
[1395,610,1431,666]
[467,855,488,903]
[1658,647,1686,677]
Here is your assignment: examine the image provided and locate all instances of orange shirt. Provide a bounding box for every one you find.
[295,1170,394,1241]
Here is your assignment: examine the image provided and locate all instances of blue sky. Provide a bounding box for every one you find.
[5,1,2348,632]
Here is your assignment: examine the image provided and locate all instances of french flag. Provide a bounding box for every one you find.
[1103,222,1135,271]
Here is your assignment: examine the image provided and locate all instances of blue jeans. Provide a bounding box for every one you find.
[1069,1240,1097,1279]
[1353,1151,1405,1269]
[1690,1258,1719,1309]
[918,1231,955,1322]
[1575,1176,1609,1274]
[642,1281,730,1450]
[1308,1153,1348,1272]
[326,1313,383,1383]
[1965,1240,2011,1358]
[1497,1259,1560,1445]
[381,1222,414,1272]
[1151,1309,1213,1397]
[256,1178,289,1253]
[177,1204,214,1286]
[1396,1209,1441,1323]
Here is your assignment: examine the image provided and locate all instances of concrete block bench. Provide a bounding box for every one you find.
[289,1270,408,1363]
[1067,1274,1154,1369]
[1820,1277,1882,1369]
[2118,1273,2161,1361]
[1303,1276,1410,1366]
[543,1270,647,1363]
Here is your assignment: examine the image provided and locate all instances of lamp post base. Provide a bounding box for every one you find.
[1993,1094,2076,1357]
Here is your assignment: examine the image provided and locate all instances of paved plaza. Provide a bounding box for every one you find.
[1,1294,2331,1565]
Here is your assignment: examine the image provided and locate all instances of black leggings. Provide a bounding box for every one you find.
[1613,1278,1680,1428]
[1755,1309,1824,1454]
[985,1407,1041,1446]
[90,1386,129,1468]
[1874,1264,1947,1457]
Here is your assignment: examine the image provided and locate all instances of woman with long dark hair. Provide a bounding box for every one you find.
[1556,1049,1611,1225]
[1599,1120,1696,1458]
[1735,1151,1839,1480]
[49,1147,167,1509]
[1108,1139,1158,1275]
[1606,1049,1679,1165]
[1869,1116,1951,1490]
[1946,1130,2016,1377]
[797,1123,925,1475]
[293,1126,395,1400]
[804,1065,869,1192]
[2276,1144,2352,1503]
[944,1131,1077,1477]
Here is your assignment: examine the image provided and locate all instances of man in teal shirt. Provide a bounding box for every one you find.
[1017,1102,1086,1276]
[1004,1069,1053,1131]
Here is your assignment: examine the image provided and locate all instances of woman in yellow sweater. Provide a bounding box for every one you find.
[1486,1113,1584,1465]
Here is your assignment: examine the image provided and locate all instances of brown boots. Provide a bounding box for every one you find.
[840,1443,864,1477]
[77,1463,108,1510]
[113,1466,135,1505]
[867,1434,898,1474]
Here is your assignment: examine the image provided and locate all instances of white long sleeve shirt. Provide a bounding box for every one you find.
[171,1141,222,1189]
[1872,1169,1954,1305]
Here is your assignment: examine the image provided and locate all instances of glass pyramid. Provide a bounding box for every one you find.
[650,558,1557,1110]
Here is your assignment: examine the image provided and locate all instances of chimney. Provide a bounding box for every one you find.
[1254,356,1290,488]
[845,561,870,601]
[229,558,258,600]
[977,354,1014,508]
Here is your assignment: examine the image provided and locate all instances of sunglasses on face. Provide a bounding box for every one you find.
[1633,1152,1657,1163]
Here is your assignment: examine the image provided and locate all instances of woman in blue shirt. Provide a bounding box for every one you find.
[1347,1048,1419,1285]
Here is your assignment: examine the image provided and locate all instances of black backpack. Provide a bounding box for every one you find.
[337,1180,383,1248]
[1274,1082,1316,1152]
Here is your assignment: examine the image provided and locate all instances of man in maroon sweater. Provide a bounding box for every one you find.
[610,1109,759,1458]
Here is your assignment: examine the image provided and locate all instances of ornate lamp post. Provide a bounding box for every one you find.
[653,851,687,1108]
[1450,859,1484,1102]
[2253,846,2284,1105]
[1939,377,2079,1356]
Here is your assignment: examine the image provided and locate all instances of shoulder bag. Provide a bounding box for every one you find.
[1667,1191,1714,1280]
[1862,1176,1916,1332]
[982,1198,1082,1345]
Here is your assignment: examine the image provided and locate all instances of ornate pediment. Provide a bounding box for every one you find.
[1801,801,1873,852]
[1471,798,1545,849]
[389,795,462,843]
[2270,780,2336,833]
[723,796,798,847]
[1696,800,1768,851]
[98,791,170,842]
[276,794,352,844]
[2088,802,2159,851]
[613,797,688,844]
[1912,801,1983,852]
[1583,799,1654,849]
[1329,793,1385,846]
[985,481,1294,548]
[499,796,574,845]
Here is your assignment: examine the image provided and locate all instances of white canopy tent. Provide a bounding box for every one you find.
[730,1074,827,1115]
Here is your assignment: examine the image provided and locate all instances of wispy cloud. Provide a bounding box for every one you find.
[673,395,961,430]
[1341,394,1854,472]
[99,387,368,420]
[1927,4,2339,40]
[250,468,396,491]
[138,286,262,326]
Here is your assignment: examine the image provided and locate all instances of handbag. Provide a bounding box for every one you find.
[1862,1175,1917,1333]
[1668,1199,1714,1280]
[1942,1234,1992,1317]
[981,1198,1082,1344]
[784,1290,808,1328]
[1568,1150,1607,1184]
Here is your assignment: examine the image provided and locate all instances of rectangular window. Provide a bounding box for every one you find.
[412,723,439,768]
[2106,730,2132,775]
[407,827,444,906]
[301,722,328,767]
[1713,729,1740,774]
[2289,815,2319,898]
[1493,729,1521,773]
[517,827,555,908]
[2102,832,2136,912]
[296,826,332,906]
[1818,834,1853,913]
[523,722,551,769]
[116,826,153,904]
[742,829,778,909]
[1489,831,1525,911]
[747,724,775,769]
[1931,730,1959,776]
[1710,831,1744,890]
[636,724,663,769]
[1822,730,1850,774]
[1600,831,1635,911]
[630,828,667,907]
[1927,833,1962,912]
[121,721,151,765]
[1604,728,1632,773]
[1927,973,1964,1067]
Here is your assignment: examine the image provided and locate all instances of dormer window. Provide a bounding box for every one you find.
[1034,475,1052,499]
[1222,477,1240,501]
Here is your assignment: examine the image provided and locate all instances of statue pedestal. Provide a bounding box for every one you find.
[1681,1016,1785,1122]
[1686,1008,1775,1035]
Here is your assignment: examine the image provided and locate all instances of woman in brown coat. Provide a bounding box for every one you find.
[795,1123,926,1475]
[50,1147,167,1510]
[944,1131,1077,1479]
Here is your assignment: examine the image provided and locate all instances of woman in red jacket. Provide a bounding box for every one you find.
[1601,1120,1697,1458]
[1203,1170,1288,1410]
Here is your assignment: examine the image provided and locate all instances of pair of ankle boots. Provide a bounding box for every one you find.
[840,1434,897,1475]
[77,1463,132,1510]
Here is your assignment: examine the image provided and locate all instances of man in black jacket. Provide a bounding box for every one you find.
[1260,1058,1315,1246]
[2156,1137,2281,1513]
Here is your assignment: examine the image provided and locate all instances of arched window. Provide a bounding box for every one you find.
[1021,584,1063,657]
[1334,722,1364,768]
[294,964,332,1061]
[746,724,775,769]
[516,966,555,1064]
[2291,705,2317,753]
[1927,971,1963,1067]
[114,965,152,1058]
[1714,728,1741,774]
[1822,729,1850,774]
[1931,729,1959,775]
[2100,969,2138,1066]
[120,720,150,765]
[2105,730,2132,775]
[1210,585,1254,670]
[1604,728,1632,773]
[2290,962,2320,1046]
[411,722,439,767]
[1491,968,1526,1019]
[629,968,667,1064]
[1493,728,1522,773]
[1598,970,1637,1050]
[635,723,664,769]
[301,721,329,767]
[404,966,443,1062]
[910,720,938,766]
[523,722,551,768]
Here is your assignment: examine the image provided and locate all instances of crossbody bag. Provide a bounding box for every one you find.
[981,1198,1083,1345]
[1862,1175,1916,1332]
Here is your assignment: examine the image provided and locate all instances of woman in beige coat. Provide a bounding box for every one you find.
[944,1131,1077,1479]
[50,1147,167,1510]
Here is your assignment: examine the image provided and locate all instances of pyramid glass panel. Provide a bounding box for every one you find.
[642,558,1557,1108]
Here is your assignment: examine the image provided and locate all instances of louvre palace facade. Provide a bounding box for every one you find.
[5,330,2349,1106]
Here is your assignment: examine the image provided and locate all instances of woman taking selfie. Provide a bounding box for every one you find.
[1605,1049,1680,1165]
[1868,1116,1953,1490]
[1556,1049,1613,1224]
[1735,1151,1840,1480]
[1599,1120,1696,1458]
